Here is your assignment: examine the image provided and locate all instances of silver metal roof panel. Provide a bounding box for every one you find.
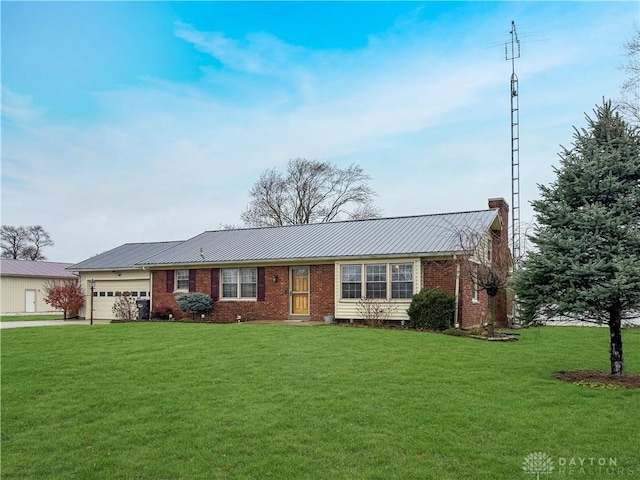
[137,210,499,266]
[69,241,183,271]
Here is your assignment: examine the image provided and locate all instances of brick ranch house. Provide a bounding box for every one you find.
[136,198,511,328]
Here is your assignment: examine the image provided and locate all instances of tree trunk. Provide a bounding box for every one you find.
[487,294,495,337]
[608,305,624,376]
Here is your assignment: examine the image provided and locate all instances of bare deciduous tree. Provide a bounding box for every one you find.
[241,158,381,227]
[23,226,54,261]
[453,226,512,337]
[619,26,640,124]
[1,226,28,259]
[1,225,54,260]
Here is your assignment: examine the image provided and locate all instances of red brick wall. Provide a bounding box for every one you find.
[422,259,487,329]
[488,198,511,326]
[309,264,335,320]
[151,264,334,323]
[458,275,488,329]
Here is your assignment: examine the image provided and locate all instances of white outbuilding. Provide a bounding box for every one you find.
[1,259,76,316]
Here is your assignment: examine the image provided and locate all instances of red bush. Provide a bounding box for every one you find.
[43,279,84,319]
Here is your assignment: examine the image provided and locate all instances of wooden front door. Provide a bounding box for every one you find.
[290,267,309,315]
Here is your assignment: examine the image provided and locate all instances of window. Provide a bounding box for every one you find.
[140,291,147,297]
[221,268,257,299]
[107,292,114,297]
[99,292,106,297]
[472,265,479,302]
[240,268,257,298]
[131,292,138,297]
[391,264,413,299]
[222,269,238,298]
[341,263,414,300]
[366,264,387,298]
[92,292,98,297]
[176,270,189,291]
[341,265,362,299]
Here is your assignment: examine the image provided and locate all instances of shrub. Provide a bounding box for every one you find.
[151,306,173,320]
[442,327,470,337]
[407,288,456,331]
[43,279,84,319]
[112,292,138,322]
[356,297,397,328]
[175,293,213,320]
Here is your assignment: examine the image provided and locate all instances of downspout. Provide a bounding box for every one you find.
[454,255,461,328]
[143,266,152,317]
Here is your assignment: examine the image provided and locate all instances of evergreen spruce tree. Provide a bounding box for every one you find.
[515,101,640,375]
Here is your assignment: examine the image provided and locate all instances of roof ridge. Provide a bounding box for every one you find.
[120,240,184,246]
[202,209,493,234]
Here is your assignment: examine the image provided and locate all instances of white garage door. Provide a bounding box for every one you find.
[91,280,150,320]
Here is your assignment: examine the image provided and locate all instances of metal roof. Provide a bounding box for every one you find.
[68,241,183,271]
[1,259,76,278]
[137,210,500,267]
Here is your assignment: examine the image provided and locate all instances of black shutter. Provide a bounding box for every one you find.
[189,270,197,292]
[166,270,174,292]
[257,267,266,301]
[210,268,219,301]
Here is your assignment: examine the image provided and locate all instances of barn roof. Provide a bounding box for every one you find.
[0,259,76,278]
[137,209,501,267]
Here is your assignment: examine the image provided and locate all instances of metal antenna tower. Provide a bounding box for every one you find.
[505,20,521,265]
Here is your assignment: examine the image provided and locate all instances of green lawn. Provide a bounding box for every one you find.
[1,324,638,479]
[0,314,64,322]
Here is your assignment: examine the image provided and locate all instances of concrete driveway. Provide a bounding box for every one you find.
[0,319,112,329]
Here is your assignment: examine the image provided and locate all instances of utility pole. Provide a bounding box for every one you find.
[505,20,521,266]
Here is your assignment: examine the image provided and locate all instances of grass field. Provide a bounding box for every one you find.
[0,314,64,322]
[1,324,639,479]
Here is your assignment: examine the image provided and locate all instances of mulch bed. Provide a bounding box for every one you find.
[554,370,640,389]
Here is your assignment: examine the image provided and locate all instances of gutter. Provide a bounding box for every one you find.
[135,251,465,270]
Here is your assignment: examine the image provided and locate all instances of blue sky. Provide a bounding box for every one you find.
[1,1,637,262]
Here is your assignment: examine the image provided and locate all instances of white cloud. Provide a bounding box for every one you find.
[174,21,306,75]
[1,85,42,126]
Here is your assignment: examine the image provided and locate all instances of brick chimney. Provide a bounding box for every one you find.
[488,198,511,326]
[488,198,509,239]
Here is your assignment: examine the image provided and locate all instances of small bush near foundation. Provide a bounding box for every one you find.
[112,293,139,322]
[407,288,455,331]
[175,293,213,320]
[442,327,469,337]
[151,306,174,320]
[356,297,397,328]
